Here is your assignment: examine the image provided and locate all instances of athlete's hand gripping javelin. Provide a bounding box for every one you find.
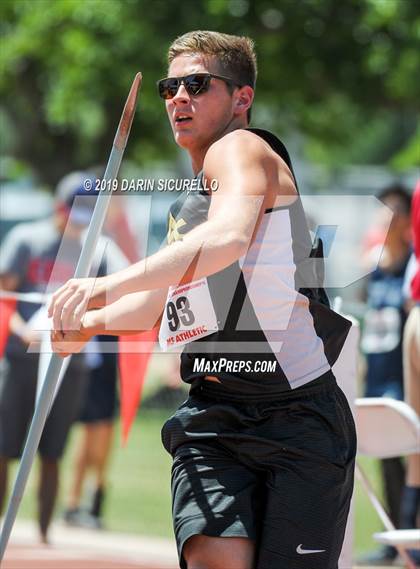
[48,274,119,357]
[48,276,107,332]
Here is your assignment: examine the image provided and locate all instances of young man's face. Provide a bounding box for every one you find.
[164,54,239,155]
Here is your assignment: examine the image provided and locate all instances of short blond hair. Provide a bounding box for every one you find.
[168,31,257,87]
[168,30,257,120]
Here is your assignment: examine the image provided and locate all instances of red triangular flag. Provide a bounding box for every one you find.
[118,328,158,445]
[0,299,17,358]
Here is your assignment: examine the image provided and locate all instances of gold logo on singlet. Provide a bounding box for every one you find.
[167,213,187,244]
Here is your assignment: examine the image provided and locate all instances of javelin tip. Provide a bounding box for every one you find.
[114,72,142,151]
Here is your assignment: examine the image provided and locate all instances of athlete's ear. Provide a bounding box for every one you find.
[234,85,254,117]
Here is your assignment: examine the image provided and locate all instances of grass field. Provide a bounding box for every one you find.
[11,409,385,556]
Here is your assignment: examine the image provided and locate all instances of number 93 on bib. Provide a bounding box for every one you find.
[159,278,219,351]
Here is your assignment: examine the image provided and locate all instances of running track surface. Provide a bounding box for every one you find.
[2,520,178,569]
[1,521,401,569]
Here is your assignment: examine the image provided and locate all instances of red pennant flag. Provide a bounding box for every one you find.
[118,328,158,445]
[0,299,17,358]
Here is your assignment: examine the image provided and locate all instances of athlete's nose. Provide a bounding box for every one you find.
[172,82,190,104]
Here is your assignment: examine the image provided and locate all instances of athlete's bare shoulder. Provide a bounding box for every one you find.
[204,128,297,205]
[206,128,274,167]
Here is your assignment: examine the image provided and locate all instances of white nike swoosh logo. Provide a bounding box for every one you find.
[296,544,326,555]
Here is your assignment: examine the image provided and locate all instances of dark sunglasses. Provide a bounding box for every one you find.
[157,73,240,100]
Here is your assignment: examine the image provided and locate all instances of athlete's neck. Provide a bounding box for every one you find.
[189,117,249,175]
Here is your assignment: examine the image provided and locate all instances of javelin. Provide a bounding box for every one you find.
[0,72,142,561]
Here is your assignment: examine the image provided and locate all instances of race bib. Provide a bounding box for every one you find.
[361,307,401,354]
[159,278,218,351]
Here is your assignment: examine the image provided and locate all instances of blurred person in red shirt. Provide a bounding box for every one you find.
[0,173,93,543]
[0,172,127,542]
[400,181,420,549]
[62,184,133,530]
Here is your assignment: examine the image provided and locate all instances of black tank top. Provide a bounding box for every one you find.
[163,128,351,400]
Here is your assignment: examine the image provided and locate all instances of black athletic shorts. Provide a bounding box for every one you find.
[161,371,356,569]
[78,350,118,424]
[0,353,88,460]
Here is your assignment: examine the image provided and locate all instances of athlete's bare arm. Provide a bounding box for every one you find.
[51,287,166,357]
[49,130,296,334]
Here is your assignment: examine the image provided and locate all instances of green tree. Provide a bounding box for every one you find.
[1,0,419,185]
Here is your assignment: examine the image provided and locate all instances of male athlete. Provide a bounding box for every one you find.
[50,31,356,569]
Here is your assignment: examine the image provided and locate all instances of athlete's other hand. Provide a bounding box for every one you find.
[51,323,93,358]
[48,276,107,332]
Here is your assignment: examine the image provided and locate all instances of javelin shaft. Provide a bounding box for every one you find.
[0,72,142,561]
[74,71,142,278]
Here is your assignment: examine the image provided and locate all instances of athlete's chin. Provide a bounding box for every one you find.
[173,131,196,149]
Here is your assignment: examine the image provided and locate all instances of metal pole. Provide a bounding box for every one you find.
[0,72,142,562]
[356,463,416,569]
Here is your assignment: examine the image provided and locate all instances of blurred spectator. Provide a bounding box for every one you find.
[400,181,420,564]
[0,172,91,542]
[359,184,412,565]
[64,335,119,529]
[63,183,144,530]
[0,172,126,543]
